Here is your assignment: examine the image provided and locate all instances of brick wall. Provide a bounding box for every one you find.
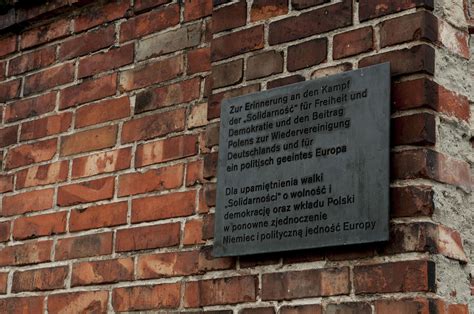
[0,0,472,312]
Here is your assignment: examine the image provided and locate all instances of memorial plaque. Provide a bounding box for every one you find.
[213,63,390,257]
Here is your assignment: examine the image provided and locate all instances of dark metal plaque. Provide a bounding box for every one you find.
[213,63,390,257]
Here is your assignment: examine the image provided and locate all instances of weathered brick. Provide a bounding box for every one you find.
[269,0,352,44]
[134,0,171,12]
[186,159,204,186]
[291,0,328,10]
[251,0,288,21]
[202,213,215,239]
[280,304,322,314]
[122,108,185,143]
[0,222,10,242]
[374,298,432,314]
[379,11,437,48]
[9,46,56,76]
[12,266,68,292]
[60,125,117,156]
[116,223,180,252]
[132,190,195,223]
[187,47,211,74]
[0,297,44,313]
[325,302,371,314]
[119,55,184,91]
[78,44,134,78]
[203,152,218,178]
[391,185,434,217]
[59,25,115,60]
[0,272,7,294]
[241,307,275,314]
[57,177,115,206]
[359,45,434,76]
[20,112,72,141]
[48,291,108,314]
[188,102,208,128]
[268,75,305,89]
[447,304,469,314]
[59,73,117,109]
[262,268,350,300]
[135,78,200,114]
[0,79,21,102]
[212,1,247,33]
[184,0,212,21]
[183,218,205,245]
[137,250,199,279]
[392,113,436,146]
[69,202,128,232]
[75,0,130,32]
[0,125,18,148]
[2,188,54,216]
[333,26,373,59]
[184,276,257,307]
[4,92,56,123]
[359,0,434,21]
[212,59,243,89]
[212,25,264,61]
[24,63,74,95]
[55,233,113,260]
[287,38,327,71]
[21,19,70,49]
[113,283,181,311]
[247,50,283,80]
[120,4,180,41]
[209,84,260,119]
[13,212,67,240]
[0,176,13,193]
[16,161,68,189]
[5,138,57,169]
[198,246,235,271]
[72,258,133,286]
[354,260,435,294]
[0,34,17,57]
[0,61,5,80]
[76,96,130,128]
[119,164,183,196]
[136,134,198,167]
[72,147,131,178]
[0,241,52,266]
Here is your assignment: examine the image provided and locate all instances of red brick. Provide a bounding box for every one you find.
[136,134,198,167]
[16,161,68,189]
[186,159,204,186]
[72,147,131,178]
[184,0,212,21]
[121,108,185,143]
[0,79,21,102]
[55,232,113,260]
[268,75,305,89]
[251,0,288,21]
[0,61,5,80]
[359,0,434,21]
[113,283,181,311]
[187,47,211,74]
[379,11,437,48]
[0,222,10,242]
[70,201,127,232]
[184,276,257,307]
[0,241,52,266]
[59,25,115,60]
[2,188,54,216]
[60,125,117,156]
[116,223,180,252]
[333,26,373,59]
[137,251,199,279]
[13,212,67,240]
[135,78,200,114]
[212,59,244,89]
[0,175,13,193]
[212,26,264,61]
[12,266,67,292]
[0,272,7,294]
[76,97,129,128]
[262,268,350,300]
[392,113,436,146]
[4,92,56,123]
[212,1,247,33]
[291,0,328,10]
[57,177,115,206]
[0,34,17,57]
[209,85,261,120]
[21,19,70,49]
[354,260,435,294]
[391,185,434,217]
[269,0,352,45]
[203,152,218,178]
[48,291,108,314]
[0,297,44,314]
[392,149,471,192]
[280,304,322,314]
[119,164,183,196]
[9,46,56,76]
[448,304,469,314]
[120,4,180,42]
[183,218,205,245]
[0,125,18,148]
[5,138,57,170]
[24,63,74,95]
[134,0,171,12]
[20,112,72,141]
[119,55,184,91]
[198,246,235,271]
[72,258,133,286]
[241,307,275,314]
[247,50,284,80]
[78,44,134,78]
[60,73,117,109]
[374,298,432,313]
[75,0,130,32]
[202,213,214,240]
[132,190,195,223]
[359,45,434,76]
[287,38,327,71]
